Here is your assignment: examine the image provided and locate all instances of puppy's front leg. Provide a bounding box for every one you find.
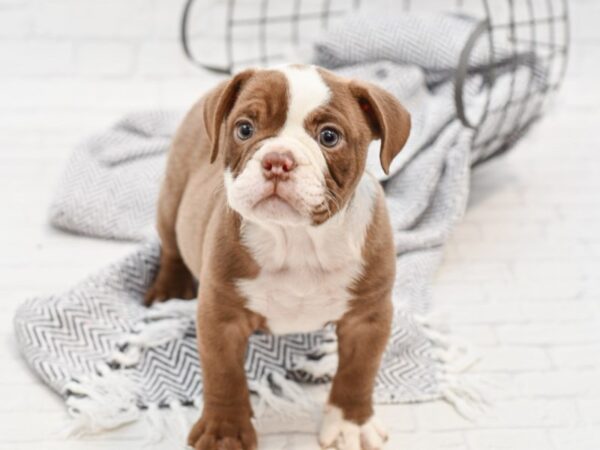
[320,300,392,450]
[188,287,259,450]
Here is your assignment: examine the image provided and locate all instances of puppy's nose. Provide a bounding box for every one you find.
[262,151,296,180]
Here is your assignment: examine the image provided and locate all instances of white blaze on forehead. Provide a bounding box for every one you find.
[274,65,331,171]
[278,65,331,126]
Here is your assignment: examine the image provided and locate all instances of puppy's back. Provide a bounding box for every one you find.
[158,85,228,278]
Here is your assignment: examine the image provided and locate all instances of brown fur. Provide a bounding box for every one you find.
[145,66,410,449]
[331,192,395,424]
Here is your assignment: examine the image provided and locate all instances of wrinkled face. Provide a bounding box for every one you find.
[218,65,406,226]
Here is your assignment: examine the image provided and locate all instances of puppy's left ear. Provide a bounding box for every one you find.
[350,82,411,175]
[205,69,256,164]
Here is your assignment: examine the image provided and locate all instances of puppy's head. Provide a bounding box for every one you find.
[206,64,410,226]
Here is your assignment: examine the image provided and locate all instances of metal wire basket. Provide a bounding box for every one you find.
[180,0,569,162]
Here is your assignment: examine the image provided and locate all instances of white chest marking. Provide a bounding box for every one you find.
[236,175,379,334]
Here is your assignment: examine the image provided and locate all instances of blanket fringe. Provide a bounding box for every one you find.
[62,304,488,438]
[143,400,191,448]
[112,299,196,367]
[251,371,319,419]
[416,312,491,419]
[289,331,338,379]
[62,363,141,436]
[62,298,322,440]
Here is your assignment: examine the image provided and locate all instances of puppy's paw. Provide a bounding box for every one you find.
[144,280,196,306]
[144,261,196,306]
[187,413,257,450]
[319,404,388,450]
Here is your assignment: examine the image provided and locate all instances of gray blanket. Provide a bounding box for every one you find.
[15,12,544,435]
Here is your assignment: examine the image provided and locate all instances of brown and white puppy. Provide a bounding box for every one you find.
[145,64,410,450]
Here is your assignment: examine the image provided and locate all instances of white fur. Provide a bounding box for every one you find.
[236,174,378,334]
[319,404,388,450]
[275,65,331,172]
[224,140,326,226]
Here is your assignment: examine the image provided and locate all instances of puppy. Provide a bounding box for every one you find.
[145,64,410,450]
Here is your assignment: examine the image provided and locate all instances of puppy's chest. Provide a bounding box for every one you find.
[236,228,363,335]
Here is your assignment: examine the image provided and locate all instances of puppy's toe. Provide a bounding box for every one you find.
[319,404,387,450]
[188,413,257,450]
[217,437,244,450]
[144,273,197,306]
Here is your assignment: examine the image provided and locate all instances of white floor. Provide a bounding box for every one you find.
[1,2,600,449]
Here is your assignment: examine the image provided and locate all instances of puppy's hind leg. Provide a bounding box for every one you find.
[145,144,196,306]
[144,252,196,306]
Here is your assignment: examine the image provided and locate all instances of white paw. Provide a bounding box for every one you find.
[319,404,388,450]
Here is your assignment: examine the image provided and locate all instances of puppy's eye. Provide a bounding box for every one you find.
[319,128,340,148]
[236,121,254,140]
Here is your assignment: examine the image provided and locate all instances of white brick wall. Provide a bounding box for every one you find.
[0,41,74,75]
[0,0,209,82]
[32,0,154,39]
[0,0,232,114]
[75,42,136,76]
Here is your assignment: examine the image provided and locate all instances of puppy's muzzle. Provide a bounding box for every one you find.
[262,150,296,182]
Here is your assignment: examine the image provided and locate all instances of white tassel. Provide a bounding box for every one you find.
[291,352,338,378]
[112,300,195,366]
[270,371,317,412]
[169,399,192,439]
[143,403,165,445]
[63,363,141,436]
[417,311,492,420]
[421,322,481,374]
[130,317,190,346]
[146,299,197,317]
[290,331,338,378]
[440,375,494,419]
[250,371,318,420]
[430,344,481,374]
[142,399,192,448]
[111,345,142,367]
[317,336,338,354]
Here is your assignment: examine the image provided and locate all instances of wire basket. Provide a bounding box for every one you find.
[181,0,569,162]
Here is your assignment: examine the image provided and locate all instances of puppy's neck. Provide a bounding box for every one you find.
[239,173,378,273]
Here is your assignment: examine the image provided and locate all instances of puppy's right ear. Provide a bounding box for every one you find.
[203,69,256,164]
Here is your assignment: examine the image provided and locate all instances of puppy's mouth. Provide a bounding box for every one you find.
[255,194,292,209]
[252,183,301,216]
